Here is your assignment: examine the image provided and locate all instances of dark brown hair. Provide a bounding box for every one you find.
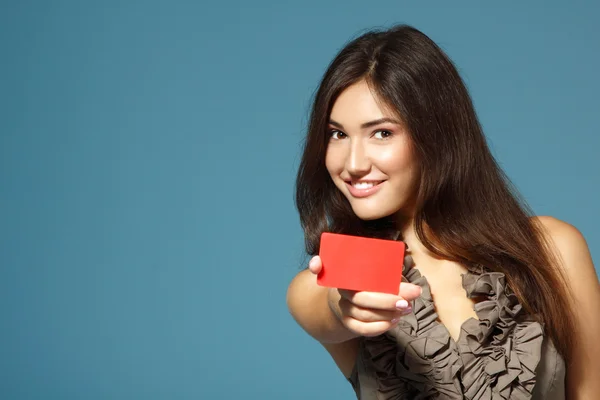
[295,24,573,362]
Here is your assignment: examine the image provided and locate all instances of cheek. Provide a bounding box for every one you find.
[378,145,413,172]
[324,151,333,175]
[325,147,343,175]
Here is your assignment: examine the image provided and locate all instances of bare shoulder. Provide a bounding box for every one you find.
[532,215,599,296]
[532,215,597,278]
[533,215,585,242]
[532,218,600,396]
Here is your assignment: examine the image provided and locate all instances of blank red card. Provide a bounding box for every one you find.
[317,232,405,294]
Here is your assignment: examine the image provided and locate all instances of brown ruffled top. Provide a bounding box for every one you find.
[348,254,566,399]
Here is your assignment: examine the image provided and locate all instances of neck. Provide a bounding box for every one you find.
[396,215,439,261]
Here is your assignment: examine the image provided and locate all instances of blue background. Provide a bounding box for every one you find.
[1,1,598,399]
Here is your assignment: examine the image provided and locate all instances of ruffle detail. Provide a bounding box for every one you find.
[359,255,544,399]
[362,256,463,398]
[362,334,419,399]
[458,272,544,399]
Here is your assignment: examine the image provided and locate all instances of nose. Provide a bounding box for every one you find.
[345,139,370,176]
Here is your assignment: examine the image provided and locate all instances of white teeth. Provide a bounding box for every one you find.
[353,182,376,189]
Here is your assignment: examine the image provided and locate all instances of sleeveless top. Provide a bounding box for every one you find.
[348,254,566,399]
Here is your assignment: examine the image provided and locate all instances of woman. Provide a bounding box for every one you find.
[286,25,600,399]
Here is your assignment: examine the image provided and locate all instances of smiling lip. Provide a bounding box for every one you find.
[345,181,384,198]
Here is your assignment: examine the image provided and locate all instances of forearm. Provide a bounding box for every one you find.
[286,269,358,343]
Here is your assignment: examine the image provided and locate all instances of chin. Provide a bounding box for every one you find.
[350,204,398,221]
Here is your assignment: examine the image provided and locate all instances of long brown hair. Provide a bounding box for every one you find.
[295,24,573,362]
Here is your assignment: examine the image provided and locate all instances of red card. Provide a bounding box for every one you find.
[317,232,405,294]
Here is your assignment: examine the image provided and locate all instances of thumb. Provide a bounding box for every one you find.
[308,256,322,275]
[399,282,422,301]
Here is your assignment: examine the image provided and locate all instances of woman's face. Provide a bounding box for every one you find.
[325,80,419,221]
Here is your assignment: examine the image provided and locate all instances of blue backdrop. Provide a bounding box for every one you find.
[1,1,598,399]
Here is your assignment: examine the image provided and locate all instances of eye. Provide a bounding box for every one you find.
[330,130,347,140]
[373,130,393,140]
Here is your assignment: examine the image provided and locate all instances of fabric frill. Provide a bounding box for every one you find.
[360,255,544,399]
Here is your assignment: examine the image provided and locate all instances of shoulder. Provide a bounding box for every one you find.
[533,216,600,396]
[532,215,598,293]
[531,215,594,276]
[533,215,584,242]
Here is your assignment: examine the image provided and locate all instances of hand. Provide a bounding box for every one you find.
[308,255,422,337]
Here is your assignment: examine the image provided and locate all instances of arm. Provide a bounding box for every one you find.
[537,216,600,399]
[286,268,359,344]
[286,257,421,377]
[286,269,360,377]
[286,258,421,342]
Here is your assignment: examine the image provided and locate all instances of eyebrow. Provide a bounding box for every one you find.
[328,117,402,130]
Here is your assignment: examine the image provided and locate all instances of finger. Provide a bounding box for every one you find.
[339,299,412,323]
[343,316,405,337]
[308,256,322,274]
[399,282,423,301]
[338,289,407,311]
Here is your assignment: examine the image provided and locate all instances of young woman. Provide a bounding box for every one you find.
[286,25,600,399]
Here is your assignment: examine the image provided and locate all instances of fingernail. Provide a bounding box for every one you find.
[396,299,409,309]
[401,306,413,315]
[418,286,423,296]
[391,317,401,324]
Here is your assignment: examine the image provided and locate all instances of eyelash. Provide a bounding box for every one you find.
[329,130,393,140]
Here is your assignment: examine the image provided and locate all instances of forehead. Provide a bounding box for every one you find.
[329,80,398,123]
